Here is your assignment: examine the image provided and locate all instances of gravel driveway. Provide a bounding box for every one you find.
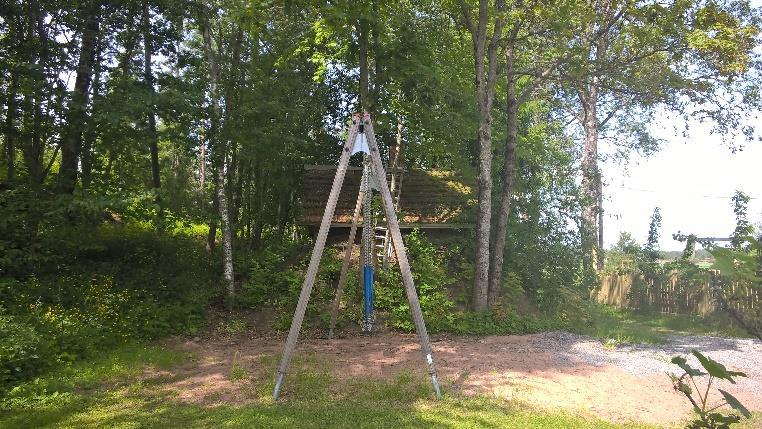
[534,331,762,393]
[167,330,762,425]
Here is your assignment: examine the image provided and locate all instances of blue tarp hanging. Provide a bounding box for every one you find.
[363,265,374,325]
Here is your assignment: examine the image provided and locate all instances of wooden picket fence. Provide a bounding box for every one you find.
[595,272,760,317]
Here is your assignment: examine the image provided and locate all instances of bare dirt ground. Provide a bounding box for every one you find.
[153,331,762,427]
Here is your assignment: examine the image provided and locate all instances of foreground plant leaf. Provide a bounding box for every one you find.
[671,355,706,377]
[692,350,745,383]
[719,389,751,418]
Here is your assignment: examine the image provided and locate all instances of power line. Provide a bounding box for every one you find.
[606,185,757,200]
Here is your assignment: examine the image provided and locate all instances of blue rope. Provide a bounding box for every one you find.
[363,265,374,325]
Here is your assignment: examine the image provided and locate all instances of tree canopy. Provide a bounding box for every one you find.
[1,0,760,309]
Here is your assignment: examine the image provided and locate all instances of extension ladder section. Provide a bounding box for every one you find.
[374,166,404,270]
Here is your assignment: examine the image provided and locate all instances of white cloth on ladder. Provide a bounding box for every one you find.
[351,133,369,155]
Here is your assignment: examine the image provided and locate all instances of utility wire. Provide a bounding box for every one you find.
[605,185,757,200]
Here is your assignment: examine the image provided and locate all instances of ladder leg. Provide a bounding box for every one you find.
[273,120,359,400]
[328,188,364,339]
[363,114,442,399]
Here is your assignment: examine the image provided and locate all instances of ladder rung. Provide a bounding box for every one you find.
[375,235,386,240]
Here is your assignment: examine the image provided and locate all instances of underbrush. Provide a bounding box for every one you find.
[0,222,212,393]
[237,230,578,337]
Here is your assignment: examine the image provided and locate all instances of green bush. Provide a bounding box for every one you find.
[0,311,47,390]
[449,310,567,336]
[375,230,456,332]
[239,240,305,308]
[239,239,344,331]
[0,219,213,393]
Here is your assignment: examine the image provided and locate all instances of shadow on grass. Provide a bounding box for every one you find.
[5,385,651,429]
[3,361,653,429]
[586,305,754,349]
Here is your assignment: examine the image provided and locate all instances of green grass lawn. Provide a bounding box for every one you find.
[2,321,758,429]
[0,343,656,429]
[586,305,751,347]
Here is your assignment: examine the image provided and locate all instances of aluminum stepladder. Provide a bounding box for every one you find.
[272,113,442,400]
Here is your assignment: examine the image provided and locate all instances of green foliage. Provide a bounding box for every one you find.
[644,207,663,263]
[709,235,762,340]
[447,311,567,336]
[710,237,761,285]
[239,238,345,332]
[604,232,642,275]
[0,214,212,393]
[239,240,306,308]
[0,311,46,389]
[670,351,751,428]
[216,318,248,337]
[730,191,754,250]
[229,352,248,382]
[375,230,455,332]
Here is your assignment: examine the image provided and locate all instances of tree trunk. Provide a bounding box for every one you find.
[371,0,382,111]
[199,126,206,193]
[488,44,519,305]
[473,100,493,311]
[82,38,103,191]
[58,2,99,193]
[597,179,604,269]
[358,15,369,112]
[118,29,137,76]
[4,74,18,185]
[21,9,47,189]
[216,155,235,310]
[24,91,44,188]
[580,81,601,275]
[207,174,218,252]
[251,159,264,250]
[143,1,160,190]
[463,0,505,311]
[222,28,243,235]
[201,19,235,311]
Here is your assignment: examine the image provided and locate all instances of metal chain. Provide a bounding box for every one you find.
[361,155,374,332]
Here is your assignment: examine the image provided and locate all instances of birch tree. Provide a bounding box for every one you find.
[456,0,507,310]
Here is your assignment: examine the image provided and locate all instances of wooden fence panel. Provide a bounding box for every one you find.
[595,272,758,316]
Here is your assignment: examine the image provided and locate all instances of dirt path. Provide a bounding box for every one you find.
[155,332,762,427]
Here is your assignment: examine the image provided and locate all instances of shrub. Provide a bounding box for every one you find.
[375,230,455,332]
[0,311,47,391]
[0,222,213,392]
[448,311,567,336]
[239,241,305,308]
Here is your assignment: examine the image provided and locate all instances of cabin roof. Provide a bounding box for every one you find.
[298,165,475,228]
